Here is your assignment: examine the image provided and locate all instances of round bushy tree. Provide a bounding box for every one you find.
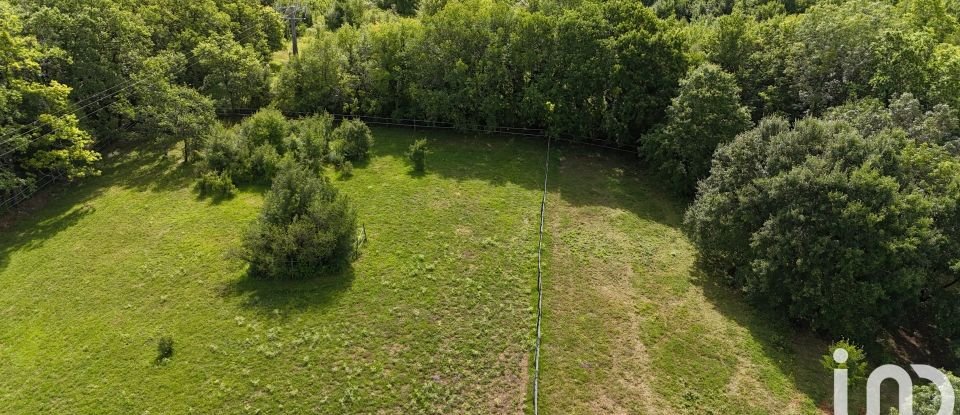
[640,63,752,195]
[240,108,290,150]
[685,116,960,342]
[331,119,374,161]
[241,162,357,279]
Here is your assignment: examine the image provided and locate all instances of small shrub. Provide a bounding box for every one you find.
[156,336,174,362]
[200,125,244,174]
[331,119,374,161]
[196,171,237,198]
[291,114,333,169]
[327,140,346,167]
[406,138,429,172]
[340,160,354,177]
[240,108,290,149]
[822,339,868,385]
[240,161,357,279]
[247,144,283,182]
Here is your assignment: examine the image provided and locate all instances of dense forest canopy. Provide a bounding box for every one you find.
[2,0,960,357]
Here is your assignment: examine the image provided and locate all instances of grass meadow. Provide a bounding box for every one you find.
[0,127,840,413]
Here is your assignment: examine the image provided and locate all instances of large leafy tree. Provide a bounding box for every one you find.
[640,63,752,194]
[131,52,216,163]
[192,33,271,109]
[408,0,517,128]
[275,30,353,114]
[0,0,98,197]
[544,0,687,143]
[685,116,960,342]
[23,0,152,136]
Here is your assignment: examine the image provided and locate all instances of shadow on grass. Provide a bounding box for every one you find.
[406,169,426,179]
[218,265,355,316]
[548,142,836,411]
[0,143,194,276]
[369,126,548,189]
[689,265,835,409]
[368,126,680,228]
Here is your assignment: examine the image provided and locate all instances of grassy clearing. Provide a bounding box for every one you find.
[539,148,832,414]
[0,127,545,414]
[2,125,853,414]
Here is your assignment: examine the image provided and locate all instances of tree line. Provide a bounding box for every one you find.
[0,0,284,200]
[3,0,960,365]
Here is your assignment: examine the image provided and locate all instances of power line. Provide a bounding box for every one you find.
[0,20,272,152]
[0,120,136,212]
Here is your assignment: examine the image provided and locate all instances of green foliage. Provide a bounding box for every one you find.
[685,115,960,342]
[406,138,429,172]
[931,44,960,112]
[198,111,339,190]
[325,0,370,30]
[196,171,237,199]
[193,34,271,109]
[131,53,217,163]
[288,114,334,171]
[280,0,688,145]
[376,0,418,15]
[275,30,352,114]
[895,371,960,415]
[640,63,751,194]
[20,0,284,146]
[156,336,174,362]
[0,0,99,196]
[331,119,374,161]
[821,340,868,385]
[240,161,357,279]
[199,126,245,177]
[240,108,291,150]
[826,93,960,150]
[340,160,354,177]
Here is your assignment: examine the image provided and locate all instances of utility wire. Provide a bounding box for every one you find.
[0,120,135,211]
[0,20,272,151]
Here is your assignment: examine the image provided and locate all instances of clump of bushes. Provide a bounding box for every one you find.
[330,119,374,162]
[895,371,960,414]
[195,110,369,195]
[195,171,237,198]
[406,138,429,172]
[240,108,290,149]
[239,161,357,279]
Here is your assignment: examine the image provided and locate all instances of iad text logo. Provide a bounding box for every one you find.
[832,348,955,415]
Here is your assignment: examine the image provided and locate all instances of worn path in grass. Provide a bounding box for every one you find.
[0,127,544,414]
[538,147,831,414]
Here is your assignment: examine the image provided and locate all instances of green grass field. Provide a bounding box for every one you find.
[539,148,833,414]
[0,127,839,414]
[0,128,545,414]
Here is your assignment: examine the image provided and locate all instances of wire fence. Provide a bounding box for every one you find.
[533,137,550,415]
[215,108,640,155]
